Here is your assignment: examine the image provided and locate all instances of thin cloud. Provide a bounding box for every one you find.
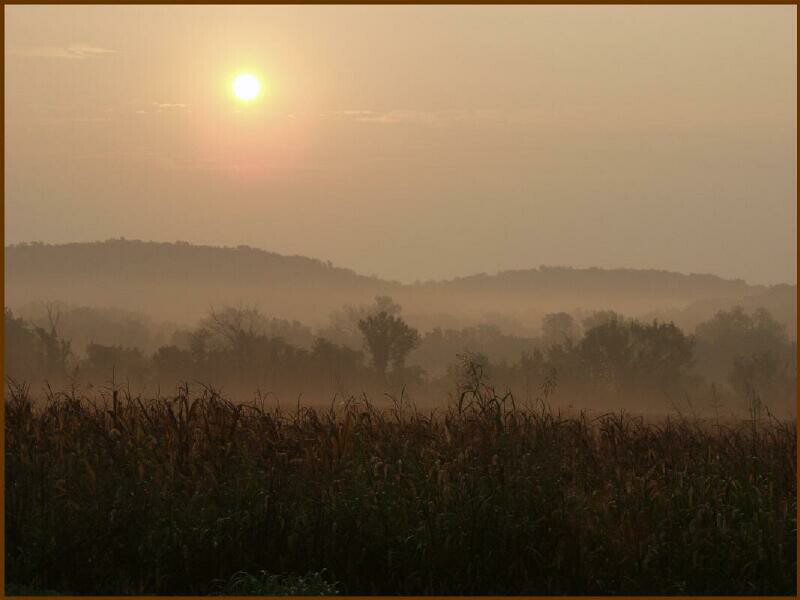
[67,117,113,123]
[355,110,439,125]
[325,109,435,124]
[12,43,118,60]
[324,107,611,130]
[325,108,526,126]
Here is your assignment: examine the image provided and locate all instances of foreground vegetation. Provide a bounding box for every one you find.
[5,374,796,595]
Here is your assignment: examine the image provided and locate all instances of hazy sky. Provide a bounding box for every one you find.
[5,5,796,285]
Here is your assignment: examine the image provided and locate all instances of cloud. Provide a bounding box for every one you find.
[148,103,189,114]
[354,110,439,125]
[12,43,118,60]
[336,110,378,118]
[67,117,112,123]
[325,109,435,124]
[325,108,517,126]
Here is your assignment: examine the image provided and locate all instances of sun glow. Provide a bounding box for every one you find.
[232,73,261,101]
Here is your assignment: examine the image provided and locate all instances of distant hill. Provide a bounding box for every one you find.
[5,240,795,333]
[416,266,762,317]
[643,283,797,339]
[5,240,398,325]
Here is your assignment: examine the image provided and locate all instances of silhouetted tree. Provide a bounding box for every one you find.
[581,310,624,332]
[729,349,796,407]
[577,318,694,396]
[541,312,579,346]
[16,302,164,356]
[4,309,40,382]
[412,324,539,378]
[152,345,195,383]
[309,338,364,389]
[321,295,404,349]
[695,307,794,398]
[358,311,420,376]
[83,343,148,384]
[34,305,72,382]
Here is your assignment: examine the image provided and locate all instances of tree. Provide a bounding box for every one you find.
[320,295,403,349]
[695,306,793,390]
[309,338,364,389]
[577,318,694,396]
[152,345,195,383]
[626,320,694,392]
[541,312,579,346]
[581,310,624,332]
[4,307,73,384]
[188,327,211,368]
[358,311,420,376]
[578,318,633,391]
[696,307,787,353]
[728,344,797,411]
[34,305,72,382]
[205,306,264,358]
[4,309,40,382]
[83,343,148,384]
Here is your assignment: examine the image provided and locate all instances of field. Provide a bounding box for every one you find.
[5,380,797,595]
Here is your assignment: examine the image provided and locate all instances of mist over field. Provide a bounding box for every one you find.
[5,238,797,595]
[4,5,796,596]
[5,238,797,417]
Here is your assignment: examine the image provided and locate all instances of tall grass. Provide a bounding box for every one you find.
[5,379,796,595]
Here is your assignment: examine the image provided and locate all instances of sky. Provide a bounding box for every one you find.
[5,5,797,286]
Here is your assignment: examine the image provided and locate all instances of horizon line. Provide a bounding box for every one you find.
[5,237,796,289]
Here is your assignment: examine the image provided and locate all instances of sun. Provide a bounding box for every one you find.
[232,73,261,102]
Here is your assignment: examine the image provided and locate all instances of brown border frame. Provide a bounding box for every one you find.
[1,3,797,599]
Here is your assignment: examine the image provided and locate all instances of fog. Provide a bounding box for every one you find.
[3,6,797,414]
[5,240,797,417]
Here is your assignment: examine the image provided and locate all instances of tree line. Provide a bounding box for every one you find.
[4,298,796,413]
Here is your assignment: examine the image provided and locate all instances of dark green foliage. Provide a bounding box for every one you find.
[5,379,795,595]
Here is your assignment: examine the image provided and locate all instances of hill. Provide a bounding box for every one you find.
[5,239,794,332]
[5,240,397,326]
